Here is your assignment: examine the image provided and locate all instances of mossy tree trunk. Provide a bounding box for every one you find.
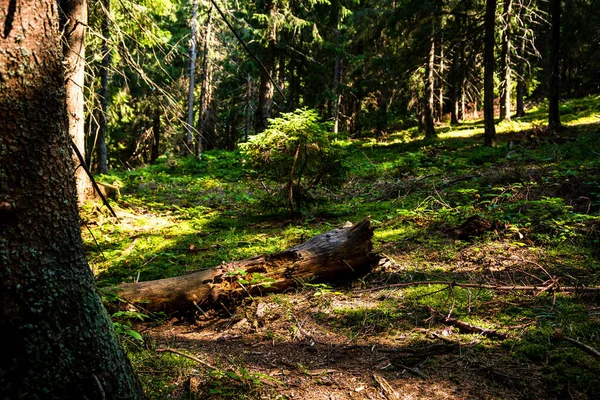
[0,1,145,398]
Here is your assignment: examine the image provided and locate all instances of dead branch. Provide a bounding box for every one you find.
[554,334,600,361]
[156,348,217,370]
[358,280,600,295]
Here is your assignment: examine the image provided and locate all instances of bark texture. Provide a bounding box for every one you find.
[60,0,93,204]
[0,2,145,398]
[114,219,376,313]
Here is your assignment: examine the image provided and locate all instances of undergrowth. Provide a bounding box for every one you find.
[84,96,600,399]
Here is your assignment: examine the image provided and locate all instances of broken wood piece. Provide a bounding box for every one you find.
[112,218,375,313]
[373,373,400,399]
[443,316,509,340]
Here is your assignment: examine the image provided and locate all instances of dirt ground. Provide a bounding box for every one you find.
[139,281,550,399]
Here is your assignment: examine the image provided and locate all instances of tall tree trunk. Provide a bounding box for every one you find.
[484,0,497,146]
[60,0,92,205]
[332,53,343,133]
[424,27,437,139]
[195,4,213,157]
[438,39,444,122]
[245,75,253,141]
[548,0,562,129]
[256,1,276,132]
[500,0,512,121]
[186,0,199,154]
[0,1,146,398]
[450,32,464,125]
[515,26,526,117]
[97,0,110,173]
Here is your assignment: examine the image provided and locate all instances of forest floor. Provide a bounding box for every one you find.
[84,97,600,399]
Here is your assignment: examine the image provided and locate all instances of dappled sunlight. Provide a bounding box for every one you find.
[81,97,600,399]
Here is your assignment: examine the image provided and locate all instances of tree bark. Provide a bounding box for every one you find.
[484,0,497,146]
[548,0,562,129]
[195,4,213,157]
[0,1,145,398]
[186,0,199,154]
[113,219,376,314]
[97,0,111,173]
[500,0,512,121]
[60,0,93,205]
[424,27,437,139]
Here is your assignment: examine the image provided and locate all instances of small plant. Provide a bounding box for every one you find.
[112,310,148,343]
[207,366,281,396]
[241,108,346,218]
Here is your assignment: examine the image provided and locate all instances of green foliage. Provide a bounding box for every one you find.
[111,310,148,343]
[84,95,600,399]
[241,108,346,216]
[207,367,281,397]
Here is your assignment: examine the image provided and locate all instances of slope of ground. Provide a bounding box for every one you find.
[84,97,600,399]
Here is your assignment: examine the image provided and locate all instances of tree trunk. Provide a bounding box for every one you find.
[245,75,253,141]
[332,53,343,134]
[500,0,512,121]
[424,27,437,139]
[151,105,161,163]
[515,33,526,117]
[548,0,562,129]
[186,0,199,154]
[97,0,110,173]
[515,2,527,118]
[256,1,277,132]
[484,0,497,146]
[114,219,376,314]
[195,4,213,157]
[449,44,460,125]
[60,0,93,205]
[438,39,444,122]
[0,2,145,398]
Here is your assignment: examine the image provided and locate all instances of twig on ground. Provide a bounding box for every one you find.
[555,334,600,360]
[358,280,600,294]
[156,348,217,370]
[395,364,428,379]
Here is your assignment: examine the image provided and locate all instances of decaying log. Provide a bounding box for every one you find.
[113,218,375,313]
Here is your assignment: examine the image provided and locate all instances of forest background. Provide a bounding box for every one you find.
[2,0,600,399]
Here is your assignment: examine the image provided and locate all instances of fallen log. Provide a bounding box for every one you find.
[112,218,375,313]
